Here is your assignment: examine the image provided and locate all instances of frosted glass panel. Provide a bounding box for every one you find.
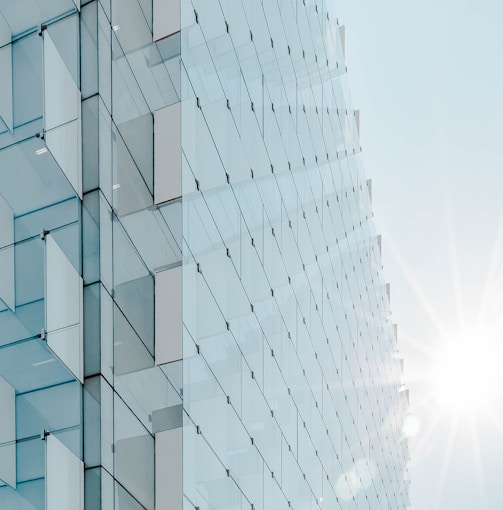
[156,428,182,510]
[44,31,82,197]
[0,376,15,488]
[0,195,14,311]
[155,266,182,365]
[46,434,83,510]
[46,235,83,382]
[154,103,180,204]
[153,0,179,42]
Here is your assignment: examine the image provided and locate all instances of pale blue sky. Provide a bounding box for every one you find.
[336,0,503,508]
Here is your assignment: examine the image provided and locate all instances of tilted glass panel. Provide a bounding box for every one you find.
[0,375,15,489]
[0,137,76,217]
[0,195,14,311]
[45,234,83,383]
[113,395,154,510]
[0,40,13,133]
[44,29,82,198]
[45,433,83,510]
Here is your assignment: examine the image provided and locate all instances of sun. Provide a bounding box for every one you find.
[430,329,503,415]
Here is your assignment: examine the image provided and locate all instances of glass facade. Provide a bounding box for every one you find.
[0,1,409,509]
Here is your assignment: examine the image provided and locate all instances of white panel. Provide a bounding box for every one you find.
[0,195,14,311]
[153,0,180,42]
[46,434,83,510]
[154,103,181,205]
[44,32,82,198]
[155,428,182,510]
[0,45,12,132]
[155,266,182,365]
[46,235,83,382]
[0,376,15,488]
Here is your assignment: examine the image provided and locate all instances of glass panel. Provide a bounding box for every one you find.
[114,396,154,510]
[155,266,182,365]
[46,434,83,510]
[113,304,153,377]
[11,32,42,131]
[154,103,180,204]
[155,428,182,509]
[0,375,15,488]
[0,195,14,311]
[153,0,179,42]
[115,482,144,510]
[0,137,76,217]
[0,479,44,509]
[113,221,153,354]
[0,43,12,132]
[45,234,83,382]
[0,338,74,393]
[0,0,78,36]
[17,380,80,442]
[44,31,81,198]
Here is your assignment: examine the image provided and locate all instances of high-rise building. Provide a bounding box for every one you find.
[0,1,409,509]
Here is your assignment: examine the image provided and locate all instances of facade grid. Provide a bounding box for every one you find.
[0,1,409,509]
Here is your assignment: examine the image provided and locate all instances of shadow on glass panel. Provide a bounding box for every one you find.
[0,478,44,509]
[159,359,182,398]
[113,219,154,356]
[0,221,79,353]
[111,0,180,112]
[17,380,81,446]
[120,203,182,273]
[114,395,154,510]
[0,338,74,393]
[112,125,152,218]
[115,365,181,434]
[114,305,153,377]
[115,483,145,510]
[0,137,76,217]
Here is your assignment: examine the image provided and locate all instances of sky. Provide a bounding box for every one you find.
[335,0,503,508]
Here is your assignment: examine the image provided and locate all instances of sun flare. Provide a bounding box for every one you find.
[431,330,503,415]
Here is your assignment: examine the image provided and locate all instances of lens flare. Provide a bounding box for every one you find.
[335,459,376,500]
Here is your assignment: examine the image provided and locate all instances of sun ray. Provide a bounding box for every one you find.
[468,413,488,510]
[407,395,448,457]
[377,228,450,339]
[396,330,439,362]
[476,213,503,324]
[443,182,466,331]
[433,412,460,510]
[483,405,503,442]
